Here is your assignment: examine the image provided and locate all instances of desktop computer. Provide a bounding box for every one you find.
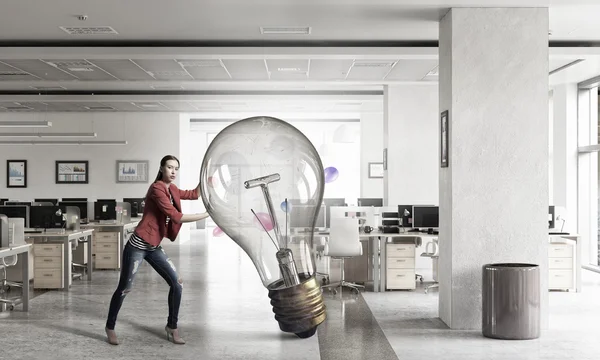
[29,205,65,230]
[34,198,59,205]
[412,206,439,234]
[0,205,30,228]
[357,198,383,207]
[94,200,117,221]
[123,198,145,218]
[58,201,88,223]
[289,204,326,230]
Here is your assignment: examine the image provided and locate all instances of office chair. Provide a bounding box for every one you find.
[0,255,23,311]
[420,239,439,294]
[321,217,364,295]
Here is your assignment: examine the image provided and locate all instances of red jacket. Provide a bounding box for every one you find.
[134,181,199,246]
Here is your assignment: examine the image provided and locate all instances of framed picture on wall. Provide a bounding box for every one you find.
[56,161,89,184]
[441,110,449,168]
[6,160,27,188]
[368,162,384,178]
[116,160,149,183]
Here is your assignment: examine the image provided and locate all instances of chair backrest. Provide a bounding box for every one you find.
[326,217,362,257]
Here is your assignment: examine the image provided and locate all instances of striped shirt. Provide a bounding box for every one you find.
[128,189,174,251]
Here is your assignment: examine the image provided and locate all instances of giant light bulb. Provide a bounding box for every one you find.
[199,116,326,338]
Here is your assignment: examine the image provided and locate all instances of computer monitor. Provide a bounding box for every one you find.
[323,198,346,227]
[58,201,88,221]
[29,205,65,229]
[549,205,555,229]
[289,204,325,229]
[0,205,30,228]
[62,198,88,202]
[94,200,117,221]
[357,198,383,207]
[34,198,59,205]
[123,198,145,217]
[5,201,31,207]
[0,198,8,205]
[412,206,439,229]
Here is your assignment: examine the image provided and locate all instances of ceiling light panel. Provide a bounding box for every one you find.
[346,60,396,80]
[130,102,169,111]
[43,59,116,80]
[160,102,198,112]
[260,26,311,35]
[0,140,127,145]
[221,60,269,80]
[132,59,193,80]
[59,26,118,35]
[309,59,354,80]
[0,121,51,128]
[2,60,77,80]
[90,60,154,81]
[0,132,97,138]
[385,59,439,81]
[177,60,230,80]
[102,102,142,111]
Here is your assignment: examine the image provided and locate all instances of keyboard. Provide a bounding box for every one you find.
[24,230,42,234]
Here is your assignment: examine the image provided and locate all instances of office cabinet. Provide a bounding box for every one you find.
[386,243,416,290]
[548,243,574,290]
[33,243,71,289]
[93,232,120,270]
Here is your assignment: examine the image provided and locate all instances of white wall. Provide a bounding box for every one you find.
[383,85,439,206]
[0,112,181,203]
[360,112,384,198]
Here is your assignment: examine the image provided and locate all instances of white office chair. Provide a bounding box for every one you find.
[0,255,23,311]
[420,239,439,294]
[321,217,364,295]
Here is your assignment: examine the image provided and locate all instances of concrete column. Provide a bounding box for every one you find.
[439,8,549,330]
[551,84,579,233]
[383,85,438,206]
[360,112,384,198]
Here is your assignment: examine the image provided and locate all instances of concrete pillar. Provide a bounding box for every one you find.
[360,112,384,198]
[438,8,549,330]
[383,85,438,206]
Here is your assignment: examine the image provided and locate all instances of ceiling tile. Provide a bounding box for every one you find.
[41,59,118,81]
[309,60,353,80]
[346,61,395,80]
[385,60,438,81]
[103,102,142,111]
[222,60,269,80]
[89,60,155,81]
[1,59,76,80]
[131,59,193,80]
[160,102,198,111]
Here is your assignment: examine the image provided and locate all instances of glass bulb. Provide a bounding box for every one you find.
[199,116,326,338]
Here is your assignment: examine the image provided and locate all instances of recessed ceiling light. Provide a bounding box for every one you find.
[67,68,94,72]
[59,26,118,35]
[352,61,395,68]
[277,67,302,72]
[260,26,311,35]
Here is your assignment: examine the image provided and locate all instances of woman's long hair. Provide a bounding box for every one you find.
[154,155,180,182]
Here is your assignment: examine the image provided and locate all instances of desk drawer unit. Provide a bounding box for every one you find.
[386,243,416,290]
[548,243,574,291]
[33,243,71,289]
[93,231,120,270]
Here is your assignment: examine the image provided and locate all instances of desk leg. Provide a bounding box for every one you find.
[63,240,70,291]
[380,236,387,292]
[576,238,582,292]
[87,234,93,281]
[22,251,29,312]
[371,237,379,292]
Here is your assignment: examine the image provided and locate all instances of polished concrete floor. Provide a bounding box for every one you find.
[1,228,599,360]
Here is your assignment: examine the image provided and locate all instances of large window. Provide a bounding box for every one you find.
[577,87,599,269]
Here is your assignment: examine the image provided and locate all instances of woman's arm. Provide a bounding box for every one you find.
[179,212,210,223]
[179,182,201,200]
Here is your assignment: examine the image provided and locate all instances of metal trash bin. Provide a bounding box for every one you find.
[482,263,540,340]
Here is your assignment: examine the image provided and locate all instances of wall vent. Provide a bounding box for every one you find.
[59,26,118,35]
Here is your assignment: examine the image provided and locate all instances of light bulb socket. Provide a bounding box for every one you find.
[267,274,326,338]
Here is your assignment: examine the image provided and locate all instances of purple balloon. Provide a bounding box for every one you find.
[212,227,224,237]
[324,166,339,183]
[253,212,274,231]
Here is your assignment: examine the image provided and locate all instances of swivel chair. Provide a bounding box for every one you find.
[420,239,439,294]
[0,255,23,311]
[321,217,364,295]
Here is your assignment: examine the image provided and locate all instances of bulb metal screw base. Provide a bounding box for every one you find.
[267,275,326,338]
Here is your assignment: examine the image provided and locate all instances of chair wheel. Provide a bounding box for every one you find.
[351,288,360,295]
[331,289,337,295]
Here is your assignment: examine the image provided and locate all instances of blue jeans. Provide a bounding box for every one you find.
[106,242,183,330]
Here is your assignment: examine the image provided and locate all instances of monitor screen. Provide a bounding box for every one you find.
[0,199,8,205]
[548,205,555,229]
[0,205,29,227]
[357,198,383,207]
[412,206,439,228]
[123,198,145,217]
[58,201,88,221]
[34,198,59,205]
[5,201,31,207]
[30,205,65,229]
[94,201,117,220]
[62,197,88,202]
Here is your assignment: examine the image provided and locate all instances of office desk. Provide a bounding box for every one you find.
[549,233,581,292]
[310,230,436,292]
[0,244,31,311]
[25,229,94,290]
[81,219,140,269]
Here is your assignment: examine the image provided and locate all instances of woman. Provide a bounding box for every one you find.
[105,155,209,345]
